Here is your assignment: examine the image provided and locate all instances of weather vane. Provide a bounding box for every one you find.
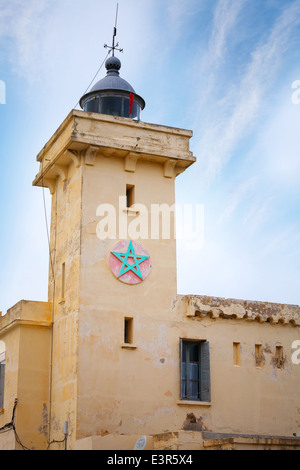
[104,3,123,57]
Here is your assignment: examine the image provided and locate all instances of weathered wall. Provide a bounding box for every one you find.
[152,430,300,451]
[175,295,300,436]
[75,290,300,441]
[0,429,15,450]
[0,300,52,450]
[47,159,82,449]
[76,154,178,440]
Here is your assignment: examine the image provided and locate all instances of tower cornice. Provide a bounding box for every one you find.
[32,110,196,192]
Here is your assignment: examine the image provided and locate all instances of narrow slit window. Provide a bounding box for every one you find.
[61,262,65,299]
[233,342,241,366]
[275,346,284,369]
[255,344,263,367]
[126,185,135,208]
[124,318,133,344]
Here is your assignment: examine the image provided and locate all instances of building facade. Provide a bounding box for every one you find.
[1,56,300,451]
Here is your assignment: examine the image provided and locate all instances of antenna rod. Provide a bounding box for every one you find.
[115,3,119,29]
[104,3,123,56]
[112,3,119,56]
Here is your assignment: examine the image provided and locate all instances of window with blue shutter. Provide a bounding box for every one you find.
[180,340,211,402]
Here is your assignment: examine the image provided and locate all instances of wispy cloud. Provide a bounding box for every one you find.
[209,0,246,64]
[194,0,300,185]
[242,195,275,236]
[258,98,300,187]
[193,0,247,102]
[260,225,300,260]
[166,0,204,40]
[219,175,258,222]
[0,0,50,83]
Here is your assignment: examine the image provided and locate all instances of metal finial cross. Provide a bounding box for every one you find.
[104,3,123,56]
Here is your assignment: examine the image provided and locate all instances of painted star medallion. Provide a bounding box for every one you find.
[109,240,151,285]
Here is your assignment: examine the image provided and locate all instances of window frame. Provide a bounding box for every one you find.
[180,339,211,403]
[83,92,141,120]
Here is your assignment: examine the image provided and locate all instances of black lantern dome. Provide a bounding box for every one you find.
[79,56,145,120]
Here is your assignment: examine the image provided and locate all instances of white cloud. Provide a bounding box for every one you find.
[0,0,51,82]
[166,0,204,41]
[0,0,159,90]
[209,0,246,63]
[260,100,300,187]
[219,176,258,222]
[177,1,300,305]
[242,196,275,236]
[193,0,300,185]
[260,225,300,260]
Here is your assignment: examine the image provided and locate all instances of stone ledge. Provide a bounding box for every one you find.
[182,295,300,327]
[32,110,196,192]
[0,300,53,336]
[177,400,211,406]
[153,430,300,450]
[202,431,300,450]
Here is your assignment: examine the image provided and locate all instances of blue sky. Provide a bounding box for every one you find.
[0,0,300,314]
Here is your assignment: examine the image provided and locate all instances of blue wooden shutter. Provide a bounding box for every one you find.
[200,341,211,402]
[180,339,185,399]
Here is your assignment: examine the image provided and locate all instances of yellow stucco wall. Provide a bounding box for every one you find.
[45,156,81,449]
[0,300,52,450]
[75,293,300,440]
[33,111,193,449]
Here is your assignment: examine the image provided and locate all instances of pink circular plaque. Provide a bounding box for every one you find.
[109,240,151,285]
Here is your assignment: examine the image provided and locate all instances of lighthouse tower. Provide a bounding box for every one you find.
[31,42,195,447]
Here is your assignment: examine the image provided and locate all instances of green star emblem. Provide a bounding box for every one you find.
[111,240,150,281]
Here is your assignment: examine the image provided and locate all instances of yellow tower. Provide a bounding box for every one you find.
[32,54,196,448]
